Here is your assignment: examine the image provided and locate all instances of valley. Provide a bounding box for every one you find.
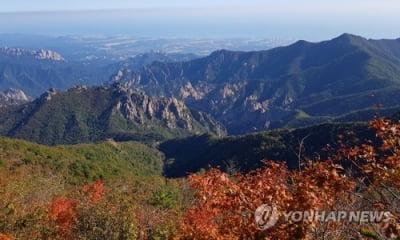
[0,32,399,239]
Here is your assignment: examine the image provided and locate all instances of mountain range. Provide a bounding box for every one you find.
[0,84,224,145]
[0,47,111,96]
[0,33,400,177]
[0,47,200,97]
[0,34,294,61]
[1,33,400,146]
[0,47,64,61]
[112,33,400,134]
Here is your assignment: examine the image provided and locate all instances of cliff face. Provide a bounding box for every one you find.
[0,88,30,106]
[111,34,400,134]
[0,84,225,145]
[112,85,225,135]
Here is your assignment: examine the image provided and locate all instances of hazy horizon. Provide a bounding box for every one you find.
[0,0,399,41]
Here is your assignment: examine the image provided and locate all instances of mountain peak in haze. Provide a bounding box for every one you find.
[4,88,29,101]
[330,33,367,44]
[335,33,362,39]
[0,47,64,61]
[0,88,29,106]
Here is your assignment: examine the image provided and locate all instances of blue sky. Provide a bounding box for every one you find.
[0,0,399,40]
[0,0,268,11]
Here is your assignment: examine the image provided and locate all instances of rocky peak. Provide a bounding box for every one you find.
[0,88,30,106]
[105,84,224,135]
[69,85,89,92]
[0,47,64,61]
[38,88,58,102]
[4,88,30,102]
[35,49,64,61]
[113,85,198,130]
[0,84,225,144]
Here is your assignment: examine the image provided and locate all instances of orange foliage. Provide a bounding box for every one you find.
[83,180,105,203]
[48,197,77,236]
[178,119,400,239]
[47,180,105,237]
[334,119,400,237]
[0,233,14,240]
[179,161,354,239]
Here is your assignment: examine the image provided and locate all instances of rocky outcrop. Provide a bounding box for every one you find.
[109,51,301,134]
[0,84,225,145]
[113,85,225,135]
[111,34,400,134]
[0,47,64,61]
[0,88,30,106]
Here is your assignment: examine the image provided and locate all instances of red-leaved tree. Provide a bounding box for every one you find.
[48,197,78,238]
[178,118,400,239]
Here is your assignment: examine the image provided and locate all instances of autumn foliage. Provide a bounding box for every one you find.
[178,119,400,239]
[83,180,105,204]
[48,197,78,237]
[0,233,14,240]
[0,118,399,239]
[47,181,106,238]
[178,161,355,239]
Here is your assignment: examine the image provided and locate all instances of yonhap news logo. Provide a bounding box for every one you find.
[255,204,393,230]
[254,204,279,230]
